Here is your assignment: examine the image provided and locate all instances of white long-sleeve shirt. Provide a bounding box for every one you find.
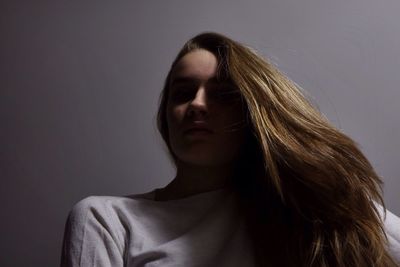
[60,187,400,266]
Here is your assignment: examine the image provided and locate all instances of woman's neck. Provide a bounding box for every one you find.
[155,161,235,201]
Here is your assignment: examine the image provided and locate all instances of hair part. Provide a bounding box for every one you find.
[156,32,398,266]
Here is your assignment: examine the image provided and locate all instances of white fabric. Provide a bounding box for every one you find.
[61,187,255,267]
[376,204,400,262]
[61,187,400,266]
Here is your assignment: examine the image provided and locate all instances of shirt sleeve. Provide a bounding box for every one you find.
[60,196,126,267]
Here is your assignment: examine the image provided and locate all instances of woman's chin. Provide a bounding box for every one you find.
[178,153,234,167]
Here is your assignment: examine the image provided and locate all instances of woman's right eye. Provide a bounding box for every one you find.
[170,88,194,102]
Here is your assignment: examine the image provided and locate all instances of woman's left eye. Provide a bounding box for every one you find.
[171,92,192,102]
[170,86,196,102]
[169,85,241,104]
[212,89,241,103]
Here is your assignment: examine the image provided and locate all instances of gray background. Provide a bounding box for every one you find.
[1,0,399,266]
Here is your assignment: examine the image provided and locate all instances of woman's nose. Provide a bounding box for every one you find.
[187,87,209,118]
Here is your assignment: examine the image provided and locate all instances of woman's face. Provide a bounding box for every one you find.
[166,49,248,167]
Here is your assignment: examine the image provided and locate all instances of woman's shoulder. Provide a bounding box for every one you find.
[64,191,156,235]
[375,203,400,262]
[382,208,400,238]
[375,203,400,238]
[383,209,400,261]
[68,195,120,218]
[70,192,151,208]
[61,193,155,267]
[67,191,156,218]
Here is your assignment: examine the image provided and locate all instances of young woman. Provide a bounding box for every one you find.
[61,32,400,266]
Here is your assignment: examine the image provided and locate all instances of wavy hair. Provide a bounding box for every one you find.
[156,32,398,267]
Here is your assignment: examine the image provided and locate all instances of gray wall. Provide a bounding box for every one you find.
[1,1,399,266]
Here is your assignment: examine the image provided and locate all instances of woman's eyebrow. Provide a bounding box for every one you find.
[170,77,199,86]
[171,76,232,86]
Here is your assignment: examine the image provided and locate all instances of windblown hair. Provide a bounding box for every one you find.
[156,32,398,267]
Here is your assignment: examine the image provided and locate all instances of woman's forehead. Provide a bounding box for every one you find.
[170,49,231,85]
[172,50,217,78]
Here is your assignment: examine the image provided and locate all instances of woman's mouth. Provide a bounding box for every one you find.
[184,128,213,136]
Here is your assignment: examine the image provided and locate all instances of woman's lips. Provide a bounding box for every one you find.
[184,128,213,135]
[183,121,213,133]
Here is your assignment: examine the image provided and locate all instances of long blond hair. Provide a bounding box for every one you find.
[156,32,398,267]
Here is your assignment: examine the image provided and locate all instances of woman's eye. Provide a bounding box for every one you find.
[170,88,194,102]
[169,85,242,104]
[212,89,241,103]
